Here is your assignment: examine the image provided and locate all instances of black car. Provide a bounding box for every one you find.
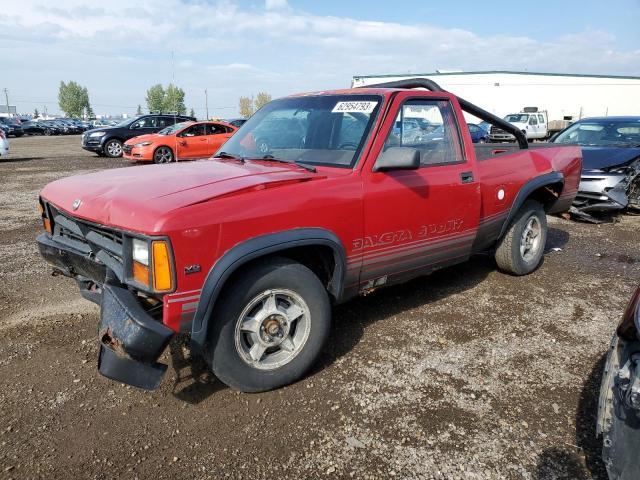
[38,120,63,135]
[227,118,248,128]
[0,117,24,137]
[82,114,195,157]
[551,116,640,222]
[21,121,57,136]
[598,285,640,480]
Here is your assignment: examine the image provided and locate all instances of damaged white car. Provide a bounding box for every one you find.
[551,117,640,222]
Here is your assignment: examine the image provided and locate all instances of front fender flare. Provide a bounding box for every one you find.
[190,228,347,348]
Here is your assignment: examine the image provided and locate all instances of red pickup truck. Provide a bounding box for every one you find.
[37,79,581,392]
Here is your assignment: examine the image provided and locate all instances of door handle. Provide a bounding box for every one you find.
[460,171,474,183]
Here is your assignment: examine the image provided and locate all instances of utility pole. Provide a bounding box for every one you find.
[3,88,9,116]
[205,89,209,120]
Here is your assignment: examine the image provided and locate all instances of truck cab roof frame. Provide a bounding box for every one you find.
[360,78,529,149]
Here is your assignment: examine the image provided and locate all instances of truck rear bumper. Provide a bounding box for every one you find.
[37,233,174,390]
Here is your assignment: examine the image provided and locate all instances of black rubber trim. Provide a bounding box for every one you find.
[190,228,347,347]
[498,171,564,239]
[360,78,529,149]
[97,283,174,390]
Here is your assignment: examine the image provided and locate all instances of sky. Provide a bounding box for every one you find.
[1,0,639,118]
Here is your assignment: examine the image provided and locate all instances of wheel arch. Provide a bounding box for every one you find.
[498,172,564,239]
[190,228,347,349]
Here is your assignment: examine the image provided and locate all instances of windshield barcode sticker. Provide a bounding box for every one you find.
[332,101,378,114]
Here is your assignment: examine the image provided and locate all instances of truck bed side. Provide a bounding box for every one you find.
[472,144,582,251]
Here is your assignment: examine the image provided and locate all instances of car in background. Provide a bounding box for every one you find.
[468,123,490,143]
[597,284,640,480]
[123,121,237,163]
[39,120,64,135]
[82,114,195,158]
[0,117,24,137]
[551,116,640,222]
[252,117,306,154]
[0,128,9,156]
[227,118,248,128]
[21,120,57,136]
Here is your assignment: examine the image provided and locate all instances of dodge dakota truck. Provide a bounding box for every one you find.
[36,79,582,392]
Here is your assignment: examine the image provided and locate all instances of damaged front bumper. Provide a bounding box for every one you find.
[572,163,640,222]
[37,233,174,390]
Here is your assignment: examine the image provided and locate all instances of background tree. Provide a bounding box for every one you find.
[58,81,91,118]
[86,105,95,119]
[189,107,195,118]
[33,108,39,118]
[254,92,272,110]
[146,84,165,113]
[163,83,186,114]
[239,96,254,118]
[136,104,143,115]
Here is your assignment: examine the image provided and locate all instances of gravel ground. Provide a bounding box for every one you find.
[1,135,639,479]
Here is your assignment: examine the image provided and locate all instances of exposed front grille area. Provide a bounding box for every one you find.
[47,203,125,281]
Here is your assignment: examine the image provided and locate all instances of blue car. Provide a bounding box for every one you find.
[467,123,489,143]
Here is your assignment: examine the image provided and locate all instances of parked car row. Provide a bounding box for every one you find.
[0,117,94,137]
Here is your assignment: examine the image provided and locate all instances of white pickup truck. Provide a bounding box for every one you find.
[489,108,548,142]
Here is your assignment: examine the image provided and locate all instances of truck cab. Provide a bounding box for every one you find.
[490,108,549,142]
[36,80,581,393]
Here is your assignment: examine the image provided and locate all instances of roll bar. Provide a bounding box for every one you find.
[360,78,528,149]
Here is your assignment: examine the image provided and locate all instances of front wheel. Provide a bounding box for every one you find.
[208,258,331,392]
[153,146,174,163]
[104,139,123,158]
[495,200,547,275]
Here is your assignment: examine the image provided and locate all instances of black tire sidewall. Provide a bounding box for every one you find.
[209,259,331,392]
[509,201,547,274]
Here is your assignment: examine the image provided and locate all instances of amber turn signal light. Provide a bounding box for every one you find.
[152,241,173,291]
[133,260,150,287]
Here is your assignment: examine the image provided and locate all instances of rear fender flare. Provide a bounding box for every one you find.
[190,228,347,348]
[498,172,564,239]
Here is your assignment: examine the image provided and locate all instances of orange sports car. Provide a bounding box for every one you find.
[123,121,238,163]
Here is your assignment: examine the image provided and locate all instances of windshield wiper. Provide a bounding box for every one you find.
[215,151,245,163]
[258,155,316,172]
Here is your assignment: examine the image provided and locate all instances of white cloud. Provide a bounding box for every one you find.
[1,1,639,117]
[265,0,288,10]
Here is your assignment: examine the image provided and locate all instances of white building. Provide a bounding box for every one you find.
[352,70,640,123]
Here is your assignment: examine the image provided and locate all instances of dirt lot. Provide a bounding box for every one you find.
[1,135,639,479]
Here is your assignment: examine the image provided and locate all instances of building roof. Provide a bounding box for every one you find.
[353,70,640,81]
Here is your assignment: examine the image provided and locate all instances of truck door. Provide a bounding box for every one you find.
[528,115,539,138]
[359,94,481,286]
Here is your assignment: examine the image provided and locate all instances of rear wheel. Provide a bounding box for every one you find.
[208,258,331,392]
[495,200,547,275]
[104,139,123,158]
[153,146,174,163]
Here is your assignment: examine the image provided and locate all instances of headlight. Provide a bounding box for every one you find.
[129,237,174,293]
[134,141,152,147]
[89,131,106,137]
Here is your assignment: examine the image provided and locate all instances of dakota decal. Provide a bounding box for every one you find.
[353,219,463,251]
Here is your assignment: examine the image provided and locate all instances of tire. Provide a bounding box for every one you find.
[44,129,52,136]
[208,257,331,392]
[104,139,123,158]
[495,200,547,276]
[153,146,174,163]
[479,138,486,144]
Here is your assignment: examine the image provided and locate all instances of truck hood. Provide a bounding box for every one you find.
[41,159,324,233]
[581,146,640,171]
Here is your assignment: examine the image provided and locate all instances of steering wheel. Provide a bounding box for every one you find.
[337,142,359,150]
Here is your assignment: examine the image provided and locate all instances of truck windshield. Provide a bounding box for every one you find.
[554,120,640,147]
[215,95,382,168]
[504,114,529,123]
